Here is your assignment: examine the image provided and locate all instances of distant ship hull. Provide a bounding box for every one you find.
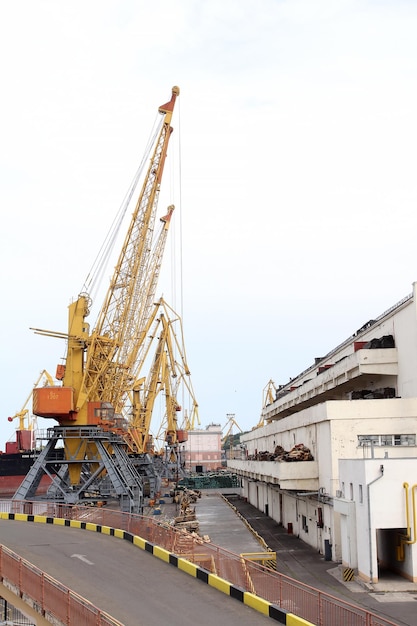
[1,427,65,497]
[0,451,53,497]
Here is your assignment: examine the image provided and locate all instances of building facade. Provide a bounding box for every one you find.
[181,423,222,472]
[228,282,417,583]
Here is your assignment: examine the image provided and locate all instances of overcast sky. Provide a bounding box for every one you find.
[1,0,417,447]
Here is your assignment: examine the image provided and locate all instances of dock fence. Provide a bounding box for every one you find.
[0,500,399,626]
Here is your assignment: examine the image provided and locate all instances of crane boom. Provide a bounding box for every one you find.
[127,205,175,391]
[127,299,197,453]
[78,88,179,416]
[33,87,180,428]
[129,313,171,453]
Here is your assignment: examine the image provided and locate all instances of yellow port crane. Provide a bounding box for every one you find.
[7,370,54,451]
[253,379,277,429]
[222,413,243,445]
[152,299,200,452]
[222,414,243,461]
[14,87,188,510]
[130,308,178,455]
[33,88,179,427]
[128,298,199,468]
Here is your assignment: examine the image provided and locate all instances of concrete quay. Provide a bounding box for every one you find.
[190,490,417,626]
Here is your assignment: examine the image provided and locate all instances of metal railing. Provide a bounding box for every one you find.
[1,500,399,626]
[0,543,123,626]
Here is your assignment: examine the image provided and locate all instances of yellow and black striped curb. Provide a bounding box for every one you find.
[0,512,315,625]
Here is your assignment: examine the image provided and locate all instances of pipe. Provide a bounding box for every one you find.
[398,483,417,560]
[411,485,417,546]
[367,464,384,582]
[403,482,411,538]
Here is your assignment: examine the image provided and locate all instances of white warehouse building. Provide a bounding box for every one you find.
[228,282,417,584]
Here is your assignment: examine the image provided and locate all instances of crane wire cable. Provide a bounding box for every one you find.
[79,114,165,316]
[170,96,189,421]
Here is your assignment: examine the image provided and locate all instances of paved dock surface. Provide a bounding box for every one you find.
[193,491,417,626]
[194,491,261,553]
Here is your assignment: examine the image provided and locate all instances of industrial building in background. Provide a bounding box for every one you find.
[228,282,417,584]
[181,424,223,473]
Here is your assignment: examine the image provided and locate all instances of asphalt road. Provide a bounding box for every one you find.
[0,519,273,626]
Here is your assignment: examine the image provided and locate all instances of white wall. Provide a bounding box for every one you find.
[389,294,417,397]
[242,399,417,484]
[337,458,417,581]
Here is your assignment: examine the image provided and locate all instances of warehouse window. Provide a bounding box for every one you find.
[358,435,379,446]
[358,434,416,447]
[302,515,308,532]
[381,434,392,445]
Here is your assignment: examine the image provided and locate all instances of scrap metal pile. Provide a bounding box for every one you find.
[249,444,314,462]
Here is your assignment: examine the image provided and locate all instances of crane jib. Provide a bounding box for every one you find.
[33,87,181,432]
